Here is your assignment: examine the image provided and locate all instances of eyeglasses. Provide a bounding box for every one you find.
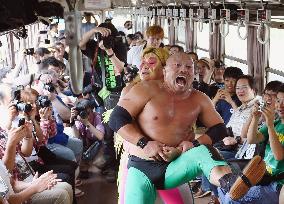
[263,92,277,98]
[236,85,250,91]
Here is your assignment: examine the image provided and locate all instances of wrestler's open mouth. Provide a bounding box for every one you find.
[176,76,186,86]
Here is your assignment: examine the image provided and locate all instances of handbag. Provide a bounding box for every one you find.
[82,141,101,162]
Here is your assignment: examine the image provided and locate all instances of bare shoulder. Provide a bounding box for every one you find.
[120,80,161,101]
[190,89,212,104]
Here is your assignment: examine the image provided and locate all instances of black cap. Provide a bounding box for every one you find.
[214,60,225,69]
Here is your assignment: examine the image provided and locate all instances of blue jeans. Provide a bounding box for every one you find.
[47,137,83,162]
[218,182,281,204]
[200,149,237,196]
[201,174,218,195]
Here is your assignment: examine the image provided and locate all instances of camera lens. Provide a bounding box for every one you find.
[44,83,55,92]
[79,110,88,119]
[18,118,25,127]
[17,102,32,113]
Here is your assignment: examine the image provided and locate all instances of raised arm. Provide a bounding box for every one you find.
[262,106,284,160]
[98,42,125,75]
[79,27,111,50]
[247,104,265,144]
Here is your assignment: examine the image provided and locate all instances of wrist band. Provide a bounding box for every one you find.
[136,137,149,149]
[192,139,200,147]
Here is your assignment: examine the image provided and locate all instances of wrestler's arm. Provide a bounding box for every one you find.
[198,93,225,144]
[116,81,154,145]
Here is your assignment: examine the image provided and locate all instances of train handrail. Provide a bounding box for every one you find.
[198,19,203,32]
[257,22,270,44]
[209,19,215,35]
[220,18,229,38]
[189,18,194,31]
[237,20,248,40]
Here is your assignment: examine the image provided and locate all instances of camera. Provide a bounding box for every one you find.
[18,118,25,127]
[16,101,32,113]
[25,48,34,55]
[96,33,126,50]
[37,95,51,108]
[82,83,102,96]
[96,33,114,49]
[123,64,139,83]
[75,99,92,119]
[258,99,266,111]
[43,83,55,92]
[82,84,104,108]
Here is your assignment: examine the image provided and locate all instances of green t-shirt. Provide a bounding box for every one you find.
[259,119,284,184]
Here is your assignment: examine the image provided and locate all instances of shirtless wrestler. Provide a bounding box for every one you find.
[119,47,193,204]
[109,52,266,204]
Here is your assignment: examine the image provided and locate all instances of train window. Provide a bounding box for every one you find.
[224,25,248,74]
[268,72,284,82]
[163,19,169,39]
[225,25,247,61]
[224,58,248,74]
[197,48,209,58]
[196,23,209,50]
[269,28,284,69]
[0,35,10,68]
[177,22,185,43]
[163,19,169,45]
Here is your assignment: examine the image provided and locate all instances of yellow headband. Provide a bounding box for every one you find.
[142,47,169,66]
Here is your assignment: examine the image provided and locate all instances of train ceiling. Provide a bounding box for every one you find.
[1,0,284,33]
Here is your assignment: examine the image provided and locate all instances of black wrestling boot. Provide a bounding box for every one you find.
[219,155,266,201]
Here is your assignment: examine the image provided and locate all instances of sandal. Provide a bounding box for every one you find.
[75,188,85,198]
[229,155,266,200]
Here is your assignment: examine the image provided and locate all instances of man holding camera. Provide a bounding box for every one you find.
[70,99,105,178]
[79,21,128,182]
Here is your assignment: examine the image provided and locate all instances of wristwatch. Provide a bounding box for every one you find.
[136,137,149,149]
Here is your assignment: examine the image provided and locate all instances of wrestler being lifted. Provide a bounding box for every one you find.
[109,52,266,204]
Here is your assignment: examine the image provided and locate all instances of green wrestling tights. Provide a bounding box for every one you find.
[125,145,228,204]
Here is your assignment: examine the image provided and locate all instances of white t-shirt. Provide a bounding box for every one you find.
[127,44,144,68]
[0,161,14,201]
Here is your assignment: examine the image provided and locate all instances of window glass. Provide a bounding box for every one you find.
[177,21,185,43]
[268,72,284,83]
[224,58,248,75]
[196,49,209,59]
[0,35,10,68]
[269,28,284,69]
[196,23,209,49]
[163,19,169,39]
[225,25,247,60]
[177,42,185,51]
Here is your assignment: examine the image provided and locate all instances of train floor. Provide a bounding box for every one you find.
[76,163,211,204]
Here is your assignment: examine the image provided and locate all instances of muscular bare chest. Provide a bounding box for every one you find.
[138,92,200,144]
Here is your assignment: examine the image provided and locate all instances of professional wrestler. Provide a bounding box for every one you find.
[109,52,266,204]
[118,47,193,204]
